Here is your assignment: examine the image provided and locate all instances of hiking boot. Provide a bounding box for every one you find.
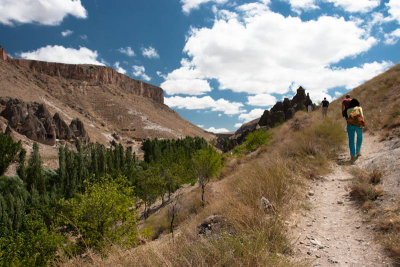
[356,154,361,158]
[350,156,357,162]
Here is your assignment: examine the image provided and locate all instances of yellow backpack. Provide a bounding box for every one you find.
[347,107,365,127]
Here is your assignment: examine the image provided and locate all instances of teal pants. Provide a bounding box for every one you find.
[347,124,363,157]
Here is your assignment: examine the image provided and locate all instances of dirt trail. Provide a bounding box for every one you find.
[292,134,394,266]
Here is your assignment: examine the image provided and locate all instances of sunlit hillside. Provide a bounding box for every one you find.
[58,62,400,266]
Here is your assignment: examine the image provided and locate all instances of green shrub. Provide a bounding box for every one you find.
[192,146,223,206]
[59,176,138,254]
[0,212,63,267]
[245,129,272,152]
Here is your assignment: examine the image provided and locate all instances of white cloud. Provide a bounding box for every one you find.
[0,0,87,26]
[118,46,135,57]
[181,0,228,14]
[234,123,243,128]
[326,0,380,13]
[238,108,264,123]
[205,126,229,133]
[161,58,212,95]
[384,29,400,45]
[164,3,389,101]
[80,34,88,41]
[334,91,343,97]
[132,65,151,81]
[142,46,159,59]
[61,29,73,37]
[165,96,244,115]
[18,45,104,65]
[387,0,400,23]
[284,0,319,13]
[114,61,126,74]
[247,94,277,107]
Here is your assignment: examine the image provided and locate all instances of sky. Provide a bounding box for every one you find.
[0,0,399,133]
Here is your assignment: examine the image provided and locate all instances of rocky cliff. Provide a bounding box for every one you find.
[0,45,163,104]
[0,45,214,148]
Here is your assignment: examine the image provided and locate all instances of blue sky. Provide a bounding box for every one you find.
[1,0,399,133]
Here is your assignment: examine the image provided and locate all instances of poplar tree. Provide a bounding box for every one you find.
[0,133,23,176]
[25,143,45,194]
[0,175,28,236]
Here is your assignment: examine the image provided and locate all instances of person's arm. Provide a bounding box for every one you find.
[359,107,364,120]
[342,101,345,111]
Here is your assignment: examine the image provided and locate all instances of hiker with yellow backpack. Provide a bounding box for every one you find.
[346,98,365,162]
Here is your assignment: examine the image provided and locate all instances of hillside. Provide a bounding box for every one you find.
[62,63,400,266]
[0,45,214,148]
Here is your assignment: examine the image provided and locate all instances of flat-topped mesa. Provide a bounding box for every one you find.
[10,58,164,104]
[0,44,163,104]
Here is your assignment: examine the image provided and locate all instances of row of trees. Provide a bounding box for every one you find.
[0,133,223,265]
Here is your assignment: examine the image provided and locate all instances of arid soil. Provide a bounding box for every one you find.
[292,133,399,266]
[0,51,214,148]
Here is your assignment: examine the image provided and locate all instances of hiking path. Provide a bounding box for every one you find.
[291,133,397,267]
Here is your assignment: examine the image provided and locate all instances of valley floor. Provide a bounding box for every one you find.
[291,133,399,266]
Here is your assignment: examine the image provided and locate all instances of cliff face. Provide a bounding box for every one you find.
[0,45,163,104]
[0,45,214,146]
[10,59,164,104]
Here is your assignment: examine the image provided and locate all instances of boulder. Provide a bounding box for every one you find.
[270,110,285,126]
[260,196,271,210]
[258,110,272,127]
[270,101,284,113]
[53,113,74,140]
[197,214,227,236]
[112,132,120,140]
[35,104,56,145]
[291,86,307,111]
[19,113,50,145]
[0,98,29,129]
[69,118,90,144]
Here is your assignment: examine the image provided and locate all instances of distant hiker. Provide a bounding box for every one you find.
[342,94,352,119]
[321,97,329,117]
[305,93,313,112]
[346,98,365,162]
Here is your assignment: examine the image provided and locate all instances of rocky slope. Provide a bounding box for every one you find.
[0,45,213,149]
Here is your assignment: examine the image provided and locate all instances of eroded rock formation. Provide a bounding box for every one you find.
[259,86,312,128]
[0,97,89,145]
[217,86,313,151]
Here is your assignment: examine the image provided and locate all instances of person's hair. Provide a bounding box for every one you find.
[346,94,350,98]
[348,98,360,108]
[324,97,326,100]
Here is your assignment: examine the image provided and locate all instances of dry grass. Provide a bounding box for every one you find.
[140,187,203,240]
[349,166,400,264]
[374,207,400,264]
[349,167,384,202]
[60,110,346,266]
